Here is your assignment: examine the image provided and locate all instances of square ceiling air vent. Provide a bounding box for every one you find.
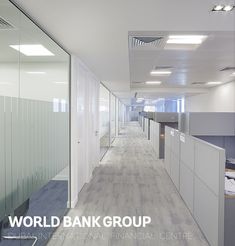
[0,17,14,30]
[130,36,165,49]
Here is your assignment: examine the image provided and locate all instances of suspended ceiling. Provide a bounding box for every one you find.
[8,0,235,104]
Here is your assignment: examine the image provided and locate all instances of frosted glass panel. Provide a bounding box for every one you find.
[0,97,69,213]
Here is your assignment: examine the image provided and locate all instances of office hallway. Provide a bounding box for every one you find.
[48,122,209,246]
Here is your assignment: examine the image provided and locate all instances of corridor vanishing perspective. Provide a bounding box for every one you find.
[49,122,208,246]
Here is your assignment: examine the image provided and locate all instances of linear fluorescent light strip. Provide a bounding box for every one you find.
[167,35,207,44]
[54,81,68,84]
[10,44,54,56]
[27,71,46,74]
[207,81,222,85]
[150,70,172,75]
[145,81,162,84]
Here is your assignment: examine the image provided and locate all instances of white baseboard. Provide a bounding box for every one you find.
[68,196,78,208]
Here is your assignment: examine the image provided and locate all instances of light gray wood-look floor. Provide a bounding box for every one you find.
[48,122,209,246]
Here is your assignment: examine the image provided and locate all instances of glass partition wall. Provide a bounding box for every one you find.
[110,93,116,143]
[99,82,123,160]
[118,101,126,132]
[0,0,70,245]
[99,84,110,159]
[99,84,119,160]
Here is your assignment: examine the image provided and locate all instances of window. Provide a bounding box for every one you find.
[144,105,156,112]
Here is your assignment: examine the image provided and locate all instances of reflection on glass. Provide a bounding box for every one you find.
[110,94,116,143]
[99,84,110,159]
[0,0,70,244]
[118,101,125,132]
[0,0,20,226]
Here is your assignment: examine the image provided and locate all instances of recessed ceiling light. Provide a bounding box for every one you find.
[167,35,207,45]
[206,81,223,85]
[145,81,162,85]
[212,5,234,11]
[213,5,224,11]
[10,44,54,56]
[231,72,235,76]
[26,71,46,74]
[150,70,172,76]
[223,5,234,11]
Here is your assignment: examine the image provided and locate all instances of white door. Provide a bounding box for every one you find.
[71,57,100,207]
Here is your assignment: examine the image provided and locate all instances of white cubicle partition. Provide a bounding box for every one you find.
[179,133,195,213]
[149,120,160,158]
[179,112,235,136]
[193,138,225,246]
[139,115,143,128]
[144,118,149,138]
[165,126,172,175]
[165,126,226,246]
[153,112,178,123]
[164,127,180,189]
[171,130,180,190]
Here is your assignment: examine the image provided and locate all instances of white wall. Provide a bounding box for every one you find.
[185,81,235,112]
[70,56,100,208]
